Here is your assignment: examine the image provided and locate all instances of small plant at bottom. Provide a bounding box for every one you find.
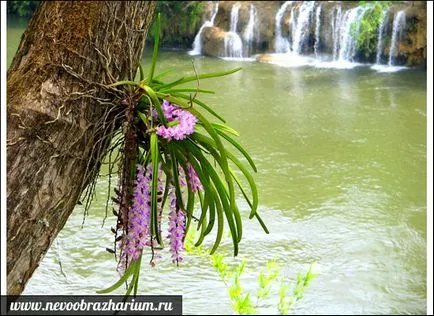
[186,230,318,315]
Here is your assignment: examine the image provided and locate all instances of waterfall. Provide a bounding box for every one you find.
[337,6,368,62]
[332,5,342,60]
[291,7,297,49]
[243,4,257,54]
[314,4,322,57]
[225,3,243,58]
[388,11,406,66]
[275,1,294,53]
[224,32,243,58]
[190,2,219,55]
[292,1,316,55]
[230,3,240,33]
[375,11,389,64]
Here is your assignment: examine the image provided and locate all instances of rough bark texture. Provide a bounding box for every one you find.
[7,1,156,295]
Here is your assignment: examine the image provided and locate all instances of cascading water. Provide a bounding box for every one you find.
[275,1,294,53]
[291,7,297,48]
[230,3,240,33]
[314,4,322,57]
[292,1,316,55]
[243,4,258,54]
[189,1,409,72]
[388,10,406,66]
[225,3,243,58]
[337,6,368,62]
[375,11,389,64]
[189,2,219,55]
[332,5,342,60]
[224,32,243,58]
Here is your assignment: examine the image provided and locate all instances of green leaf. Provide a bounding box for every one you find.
[138,111,148,125]
[162,88,215,94]
[166,93,226,123]
[154,77,185,91]
[181,162,195,233]
[167,144,185,210]
[178,67,242,85]
[148,13,161,83]
[211,123,239,136]
[191,133,258,219]
[215,128,257,172]
[125,254,142,297]
[110,80,140,87]
[150,133,161,244]
[253,212,269,234]
[96,260,137,294]
[186,108,235,210]
[138,63,145,82]
[143,85,167,125]
[176,142,226,254]
[185,141,238,254]
[154,69,175,81]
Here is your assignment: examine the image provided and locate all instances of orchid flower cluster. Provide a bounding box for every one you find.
[98,14,268,296]
[118,101,201,273]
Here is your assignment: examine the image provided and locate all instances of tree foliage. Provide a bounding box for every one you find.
[7,1,39,18]
[149,1,205,48]
[7,1,204,48]
[352,1,392,59]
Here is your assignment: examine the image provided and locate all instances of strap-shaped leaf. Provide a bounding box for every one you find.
[173,142,227,254]
[170,93,226,123]
[179,161,195,233]
[162,88,215,94]
[96,260,137,294]
[143,85,167,125]
[215,128,257,172]
[185,108,236,208]
[178,148,215,239]
[138,63,145,82]
[230,168,268,233]
[110,80,140,87]
[126,255,142,297]
[154,77,185,91]
[191,133,258,219]
[167,143,185,211]
[148,13,161,83]
[150,133,161,244]
[183,141,239,255]
[153,69,175,81]
[210,123,240,136]
[192,141,243,243]
[178,67,242,85]
[210,191,224,255]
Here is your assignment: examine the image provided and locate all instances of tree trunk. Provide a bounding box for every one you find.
[7,1,156,295]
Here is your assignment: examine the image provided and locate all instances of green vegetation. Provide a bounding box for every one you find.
[352,1,392,59]
[7,1,203,48]
[7,1,39,18]
[149,1,204,48]
[185,230,318,315]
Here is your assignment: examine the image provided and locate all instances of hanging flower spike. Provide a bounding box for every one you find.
[178,164,187,187]
[186,163,203,192]
[167,185,186,265]
[118,164,151,274]
[156,100,198,141]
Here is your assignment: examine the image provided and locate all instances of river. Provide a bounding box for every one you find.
[8,22,426,314]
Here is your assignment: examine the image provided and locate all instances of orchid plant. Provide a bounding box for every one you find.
[98,14,268,296]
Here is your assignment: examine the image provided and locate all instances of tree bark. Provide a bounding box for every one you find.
[7,1,156,295]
